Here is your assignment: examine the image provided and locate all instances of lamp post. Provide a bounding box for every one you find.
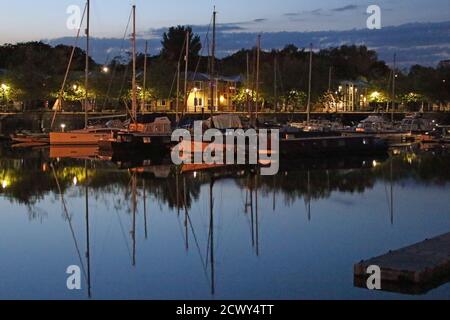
[1,83,9,107]
[193,87,198,113]
[245,88,251,116]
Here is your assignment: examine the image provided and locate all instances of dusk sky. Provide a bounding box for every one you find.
[1,0,449,44]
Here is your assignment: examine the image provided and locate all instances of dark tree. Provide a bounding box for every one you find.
[161,26,201,64]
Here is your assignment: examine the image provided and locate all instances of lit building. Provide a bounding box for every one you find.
[184,72,243,113]
[337,80,369,112]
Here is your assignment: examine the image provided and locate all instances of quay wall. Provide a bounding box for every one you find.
[1,111,450,135]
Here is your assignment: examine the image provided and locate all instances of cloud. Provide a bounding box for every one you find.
[283,12,301,17]
[332,4,359,12]
[284,5,358,19]
[45,21,450,67]
[140,19,268,37]
[283,8,332,19]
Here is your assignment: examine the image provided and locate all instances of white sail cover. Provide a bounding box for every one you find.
[206,114,243,130]
[52,98,62,111]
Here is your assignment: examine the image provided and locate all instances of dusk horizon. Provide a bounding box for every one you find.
[1,0,450,309]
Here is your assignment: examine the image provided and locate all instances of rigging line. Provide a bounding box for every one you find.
[166,32,189,105]
[205,182,214,268]
[276,58,285,97]
[118,61,131,105]
[185,203,209,275]
[50,3,87,129]
[103,8,133,109]
[192,15,213,80]
[51,164,88,281]
[115,205,133,261]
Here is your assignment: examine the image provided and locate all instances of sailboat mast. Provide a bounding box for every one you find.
[84,161,91,298]
[328,66,332,92]
[391,53,397,123]
[246,52,251,116]
[209,177,215,295]
[274,54,277,112]
[84,0,90,129]
[184,30,190,116]
[307,43,313,123]
[176,62,180,125]
[210,9,216,117]
[142,41,148,112]
[132,4,137,125]
[255,35,261,126]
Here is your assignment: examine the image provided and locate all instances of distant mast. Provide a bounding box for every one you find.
[391,53,397,123]
[255,34,261,128]
[184,30,190,116]
[84,0,90,129]
[210,8,217,117]
[142,41,148,112]
[307,43,313,123]
[131,4,137,125]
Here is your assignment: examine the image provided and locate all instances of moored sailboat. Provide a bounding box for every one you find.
[49,0,118,146]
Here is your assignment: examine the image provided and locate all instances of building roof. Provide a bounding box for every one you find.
[340,79,369,87]
[184,72,244,83]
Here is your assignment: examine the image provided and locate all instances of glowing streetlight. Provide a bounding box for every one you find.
[102,66,109,73]
[72,84,78,91]
[370,91,380,99]
[60,123,66,132]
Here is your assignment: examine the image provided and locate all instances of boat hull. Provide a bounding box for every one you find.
[50,131,112,145]
[278,135,388,158]
[99,134,174,160]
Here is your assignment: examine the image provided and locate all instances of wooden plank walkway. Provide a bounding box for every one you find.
[354,232,450,295]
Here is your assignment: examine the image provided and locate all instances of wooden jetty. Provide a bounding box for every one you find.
[279,135,388,158]
[354,232,450,295]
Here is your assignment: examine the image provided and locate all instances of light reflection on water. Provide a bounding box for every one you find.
[0,144,450,299]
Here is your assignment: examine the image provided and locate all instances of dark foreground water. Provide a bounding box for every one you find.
[1,144,450,300]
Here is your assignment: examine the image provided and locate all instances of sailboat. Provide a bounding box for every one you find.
[50,0,120,146]
[98,4,173,157]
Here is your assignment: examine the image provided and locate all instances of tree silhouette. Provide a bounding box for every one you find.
[161,26,201,64]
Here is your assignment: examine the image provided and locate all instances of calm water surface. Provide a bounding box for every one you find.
[1,144,450,299]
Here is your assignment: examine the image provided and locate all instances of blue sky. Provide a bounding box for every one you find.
[0,0,449,44]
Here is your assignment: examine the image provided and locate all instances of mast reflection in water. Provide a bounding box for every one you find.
[1,144,450,299]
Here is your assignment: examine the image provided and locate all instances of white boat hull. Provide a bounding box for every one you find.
[50,131,112,145]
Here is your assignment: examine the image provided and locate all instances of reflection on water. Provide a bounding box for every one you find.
[0,144,450,299]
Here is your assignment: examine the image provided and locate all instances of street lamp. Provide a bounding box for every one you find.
[0,83,9,107]
[60,123,66,132]
[193,87,198,112]
[102,66,109,73]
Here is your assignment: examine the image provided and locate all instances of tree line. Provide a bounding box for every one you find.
[0,26,449,111]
